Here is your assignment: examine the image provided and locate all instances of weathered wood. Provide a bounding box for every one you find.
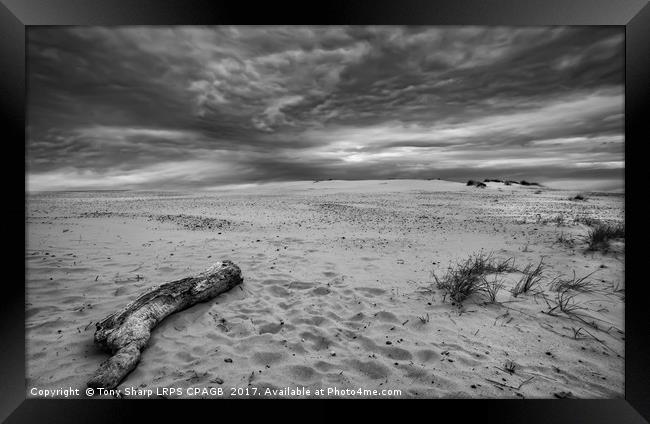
[87,260,243,389]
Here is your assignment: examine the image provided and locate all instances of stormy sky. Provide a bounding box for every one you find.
[27,26,624,191]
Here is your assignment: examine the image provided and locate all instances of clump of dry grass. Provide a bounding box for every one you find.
[433,252,515,304]
[433,259,484,304]
[576,216,624,244]
[575,216,600,226]
[586,222,625,251]
[494,258,518,273]
[480,276,505,304]
[555,232,575,247]
[511,258,545,297]
[504,359,517,374]
[545,286,587,316]
[472,252,517,274]
[549,270,597,293]
[541,269,621,331]
[535,214,566,226]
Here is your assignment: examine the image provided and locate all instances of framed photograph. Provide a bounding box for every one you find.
[2,0,648,421]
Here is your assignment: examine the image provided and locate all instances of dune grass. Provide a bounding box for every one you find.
[480,276,505,304]
[535,213,566,226]
[510,258,545,297]
[503,359,517,374]
[433,257,485,303]
[586,222,625,251]
[549,270,597,293]
[433,252,516,304]
[545,286,588,316]
[575,216,600,226]
[555,232,575,247]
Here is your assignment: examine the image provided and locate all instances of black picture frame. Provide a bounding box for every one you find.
[2,0,648,422]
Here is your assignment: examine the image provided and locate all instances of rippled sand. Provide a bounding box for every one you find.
[26,180,625,398]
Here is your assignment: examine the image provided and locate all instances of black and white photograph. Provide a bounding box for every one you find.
[25,25,625,399]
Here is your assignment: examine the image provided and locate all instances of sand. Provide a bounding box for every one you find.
[25,179,625,398]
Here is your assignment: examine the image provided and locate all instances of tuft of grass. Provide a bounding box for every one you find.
[555,232,575,247]
[492,257,518,273]
[433,262,483,304]
[504,359,517,374]
[552,215,566,227]
[570,327,585,339]
[575,216,599,227]
[469,252,518,274]
[511,258,545,297]
[417,313,430,324]
[545,286,587,316]
[535,214,566,226]
[433,252,516,304]
[549,270,597,293]
[586,222,625,251]
[480,276,504,304]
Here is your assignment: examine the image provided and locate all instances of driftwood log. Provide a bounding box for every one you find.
[87,260,243,389]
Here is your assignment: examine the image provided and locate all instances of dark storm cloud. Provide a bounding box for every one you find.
[26,26,624,191]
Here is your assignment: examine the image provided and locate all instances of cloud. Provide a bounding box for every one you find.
[27,26,624,191]
[252,95,305,131]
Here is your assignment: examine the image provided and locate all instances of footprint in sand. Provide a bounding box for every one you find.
[292,315,329,326]
[258,322,283,335]
[251,351,285,365]
[277,301,300,310]
[415,349,440,363]
[402,365,431,382]
[374,311,399,323]
[313,360,337,372]
[175,351,197,363]
[354,334,413,361]
[286,365,320,382]
[310,287,331,296]
[300,330,334,351]
[347,359,390,380]
[355,287,386,297]
[287,281,315,290]
[266,285,291,298]
[379,345,412,361]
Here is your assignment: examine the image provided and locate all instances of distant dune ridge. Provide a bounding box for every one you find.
[467,179,544,189]
[26,179,624,398]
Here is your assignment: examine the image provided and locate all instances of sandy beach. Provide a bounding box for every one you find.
[25,179,624,398]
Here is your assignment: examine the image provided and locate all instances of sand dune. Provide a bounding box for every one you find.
[26,179,624,398]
